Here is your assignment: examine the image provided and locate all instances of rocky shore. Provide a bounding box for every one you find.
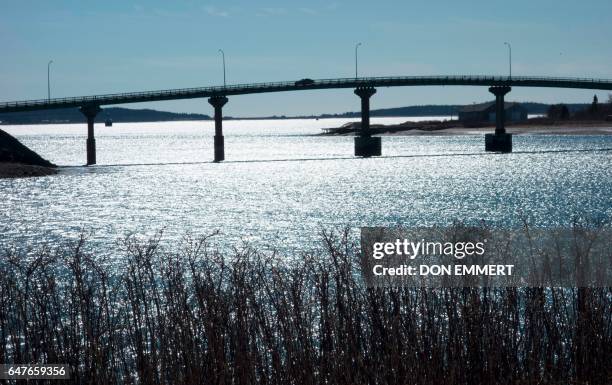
[0,128,57,178]
[0,162,57,178]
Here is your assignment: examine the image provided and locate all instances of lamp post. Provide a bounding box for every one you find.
[503,42,512,78]
[355,42,362,79]
[218,49,226,87]
[47,60,53,100]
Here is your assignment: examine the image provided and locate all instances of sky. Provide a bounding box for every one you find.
[2,0,612,116]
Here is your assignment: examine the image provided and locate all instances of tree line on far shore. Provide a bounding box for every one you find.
[548,93,612,120]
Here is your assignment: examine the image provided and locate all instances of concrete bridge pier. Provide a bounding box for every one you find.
[485,85,512,152]
[79,105,101,165]
[208,95,228,162]
[354,87,381,157]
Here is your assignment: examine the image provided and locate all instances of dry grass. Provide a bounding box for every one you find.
[0,228,610,385]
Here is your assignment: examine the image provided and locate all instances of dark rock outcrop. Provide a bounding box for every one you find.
[0,128,56,167]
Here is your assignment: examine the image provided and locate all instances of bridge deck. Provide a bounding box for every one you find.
[2,75,612,113]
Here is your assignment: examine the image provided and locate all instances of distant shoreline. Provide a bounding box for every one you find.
[0,102,587,125]
[382,125,612,136]
[317,119,612,136]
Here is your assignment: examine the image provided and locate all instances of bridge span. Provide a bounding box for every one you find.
[2,75,612,163]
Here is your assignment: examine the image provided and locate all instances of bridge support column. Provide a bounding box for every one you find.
[354,87,381,157]
[485,86,512,153]
[208,95,228,162]
[79,105,101,165]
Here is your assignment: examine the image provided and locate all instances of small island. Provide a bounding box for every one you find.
[320,95,612,136]
[319,118,612,136]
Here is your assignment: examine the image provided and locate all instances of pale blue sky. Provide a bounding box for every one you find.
[1,0,611,116]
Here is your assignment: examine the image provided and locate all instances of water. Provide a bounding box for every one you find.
[1,117,611,254]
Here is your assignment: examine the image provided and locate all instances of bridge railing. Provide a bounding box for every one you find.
[2,75,612,109]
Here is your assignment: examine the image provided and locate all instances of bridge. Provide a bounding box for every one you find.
[2,75,612,163]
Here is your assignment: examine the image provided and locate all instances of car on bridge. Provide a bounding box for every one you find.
[295,78,315,86]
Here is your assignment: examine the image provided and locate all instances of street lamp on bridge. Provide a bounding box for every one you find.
[504,42,512,78]
[355,42,362,79]
[47,60,53,100]
[218,49,226,87]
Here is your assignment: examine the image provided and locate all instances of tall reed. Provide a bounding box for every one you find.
[0,228,610,385]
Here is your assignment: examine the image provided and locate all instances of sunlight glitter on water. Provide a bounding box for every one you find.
[1,118,611,254]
